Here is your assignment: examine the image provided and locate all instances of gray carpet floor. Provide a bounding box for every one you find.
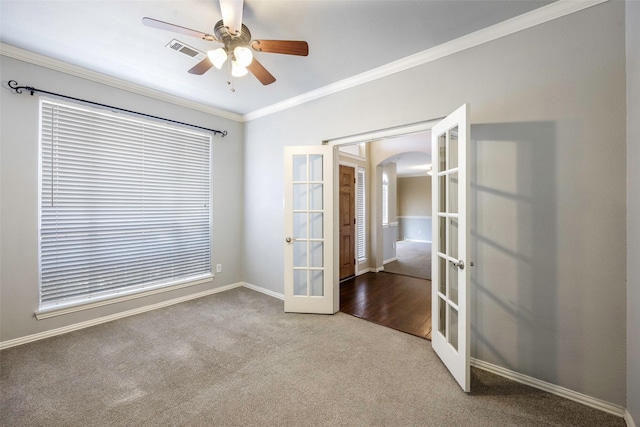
[0,287,624,426]
[383,240,431,280]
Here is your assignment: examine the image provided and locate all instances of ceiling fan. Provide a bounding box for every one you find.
[142,0,309,88]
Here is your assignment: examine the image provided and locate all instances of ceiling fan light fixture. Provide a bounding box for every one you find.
[234,46,253,67]
[231,60,248,77]
[208,48,228,69]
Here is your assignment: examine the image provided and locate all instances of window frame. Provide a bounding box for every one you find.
[356,167,366,262]
[382,171,389,226]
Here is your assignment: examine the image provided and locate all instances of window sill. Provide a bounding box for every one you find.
[35,274,214,320]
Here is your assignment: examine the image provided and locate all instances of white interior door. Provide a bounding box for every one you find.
[284,145,337,314]
[431,104,470,392]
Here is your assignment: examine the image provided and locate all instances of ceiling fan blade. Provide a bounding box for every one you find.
[142,17,216,42]
[219,0,243,36]
[188,58,214,75]
[247,58,276,85]
[251,40,309,56]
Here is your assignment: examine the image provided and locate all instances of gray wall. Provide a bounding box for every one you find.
[0,56,244,342]
[398,217,432,242]
[243,1,626,405]
[627,0,640,422]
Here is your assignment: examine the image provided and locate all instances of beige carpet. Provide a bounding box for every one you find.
[383,240,431,280]
[0,288,624,426]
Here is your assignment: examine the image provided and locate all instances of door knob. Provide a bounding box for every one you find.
[450,259,465,270]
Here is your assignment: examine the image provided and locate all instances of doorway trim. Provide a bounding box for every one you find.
[323,119,444,147]
[325,117,445,294]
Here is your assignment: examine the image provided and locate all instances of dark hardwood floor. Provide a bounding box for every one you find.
[340,272,432,340]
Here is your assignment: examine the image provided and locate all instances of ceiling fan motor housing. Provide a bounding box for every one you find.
[214,20,252,58]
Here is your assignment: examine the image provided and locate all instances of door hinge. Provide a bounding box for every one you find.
[354,218,356,224]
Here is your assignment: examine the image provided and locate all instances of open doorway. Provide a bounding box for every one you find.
[380,151,432,281]
[336,132,433,340]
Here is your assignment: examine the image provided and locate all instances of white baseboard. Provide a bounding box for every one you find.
[403,239,431,243]
[374,266,385,272]
[383,257,397,264]
[471,358,626,418]
[0,282,243,350]
[242,282,284,300]
[356,268,374,276]
[626,410,638,427]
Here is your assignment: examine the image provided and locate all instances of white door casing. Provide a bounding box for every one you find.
[284,145,337,314]
[431,104,471,392]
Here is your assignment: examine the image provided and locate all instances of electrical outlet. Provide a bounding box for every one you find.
[216,264,222,273]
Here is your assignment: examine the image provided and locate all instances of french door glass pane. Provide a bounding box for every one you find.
[293,155,307,182]
[448,173,458,214]
[439,256,447,294]
[449,261,459,305]
[309,155,323,181]
[293,242,307,267]
[450,218,458,260]
[310,270,324,296]
[449,306,459,351]
[293,184,307,210]
[310,213,323,239]
[439,176,446,214]
[439,297,447,336]
[310,183,323,210]
[449,127,459,169]
[439,216,446,254]
[438,134,447,172]
[293,213,307,238]
[294,270,307,296]
[310,242,323,267]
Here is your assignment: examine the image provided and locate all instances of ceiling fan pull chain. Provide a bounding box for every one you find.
[227,58,235,92]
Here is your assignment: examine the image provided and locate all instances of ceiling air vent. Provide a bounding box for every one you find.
[166,39,207,62]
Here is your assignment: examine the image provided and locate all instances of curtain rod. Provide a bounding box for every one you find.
[7,80,227,137]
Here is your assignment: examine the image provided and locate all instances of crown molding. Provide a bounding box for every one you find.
[0,43,244,122]
[243,0,608,122]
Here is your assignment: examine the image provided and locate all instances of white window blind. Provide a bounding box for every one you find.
[356,168,366,260]
[382,171,389,225]
[39,99,212,308]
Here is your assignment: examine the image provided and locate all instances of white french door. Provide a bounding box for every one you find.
[431,104,471,392]
[284,145,337,314]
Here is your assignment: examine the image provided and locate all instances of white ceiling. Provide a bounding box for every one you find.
[389,151,432,177]
[0,0,555,117]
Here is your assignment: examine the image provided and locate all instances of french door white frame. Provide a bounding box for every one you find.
[430,104,471,392]
[284,145,339,314]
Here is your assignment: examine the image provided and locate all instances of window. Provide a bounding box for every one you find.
[356,167,366,261]
[382,171,389,225]
[39,99,212,309]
